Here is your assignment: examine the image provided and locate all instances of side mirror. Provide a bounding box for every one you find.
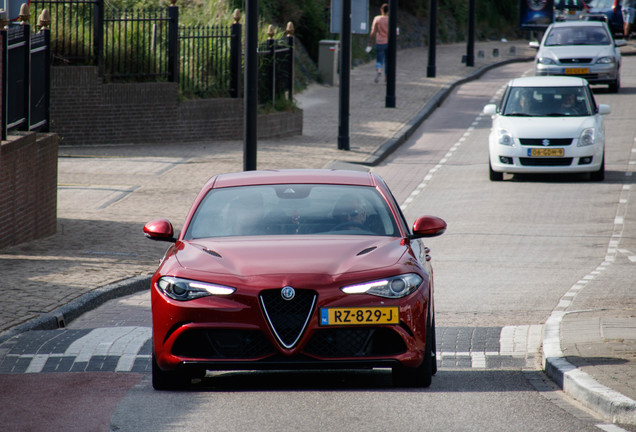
[411,216,447,239]
[144,219,177,242]
[615,39,627,48]
[597,104,610,115]
[483,104,498,116]
[529,41,540,49]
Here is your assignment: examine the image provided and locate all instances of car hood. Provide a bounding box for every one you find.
[540,45,616,59]
[496,116,596,138]
[174,236,408,278]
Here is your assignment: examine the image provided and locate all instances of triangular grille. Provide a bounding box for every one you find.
[260,289,316,349]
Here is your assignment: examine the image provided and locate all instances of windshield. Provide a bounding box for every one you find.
[184,184,400,239]
[545,26,610,46]
[502,86,593,117]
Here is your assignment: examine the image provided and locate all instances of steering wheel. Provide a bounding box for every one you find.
[332,222,369,232]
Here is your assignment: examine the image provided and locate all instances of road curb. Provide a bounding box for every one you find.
[543,311,636,425]
[0,275,150,345]
[361,56,534,167]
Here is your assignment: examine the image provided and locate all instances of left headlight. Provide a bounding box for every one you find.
[578,128,596,147]
[157,276,236,301]
[596,56,616,65]
[341,274,423,298]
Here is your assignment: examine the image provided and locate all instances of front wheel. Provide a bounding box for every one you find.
[152,353,190,391]
[393,312,434,388]
[608,77,620,93]
[590,155,605,181]
[489,160,503,181]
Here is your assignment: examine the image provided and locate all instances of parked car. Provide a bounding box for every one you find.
[554,0,590,21]
[144,169,447,390]
[483,76,610,181]
[529,20,625,92]
[586,0,624,36]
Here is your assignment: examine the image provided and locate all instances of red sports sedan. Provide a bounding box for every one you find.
[144,169,446,390]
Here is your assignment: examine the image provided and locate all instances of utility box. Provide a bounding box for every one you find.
[319,40,340,86]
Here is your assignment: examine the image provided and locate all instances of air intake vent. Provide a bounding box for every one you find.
[260,288,317,349]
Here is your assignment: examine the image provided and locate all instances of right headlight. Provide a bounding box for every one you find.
[537,57,556,65]
[496,129,514,146]
[156,276,236,301]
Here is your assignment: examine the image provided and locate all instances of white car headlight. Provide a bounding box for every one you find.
[578,128,596,147]
[596,56,615,64]
[538,57,556,65]
[341,273,423,298]
[157,276,235,301]
[496,129,514,146]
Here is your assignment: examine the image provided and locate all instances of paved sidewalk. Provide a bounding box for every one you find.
[1,40,635,425]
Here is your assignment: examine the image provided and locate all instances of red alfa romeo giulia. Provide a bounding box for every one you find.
[144,169,446,390]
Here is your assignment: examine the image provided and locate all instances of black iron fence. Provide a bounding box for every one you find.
[258,33,294,107]
[1,24,51,140]
[25,0,293,102]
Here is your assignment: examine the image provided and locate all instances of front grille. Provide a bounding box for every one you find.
[304,328,406,358]
[519,138,572,146]
[520,157,573,166]
[172,329,275,359]
[260,288,317,349]
[559,58,592,64]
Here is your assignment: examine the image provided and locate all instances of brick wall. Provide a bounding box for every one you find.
[0,132,58,248]
[50,66,303,145]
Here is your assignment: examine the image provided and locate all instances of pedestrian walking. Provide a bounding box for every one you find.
[622,0,635,40]
[368,3,389,83]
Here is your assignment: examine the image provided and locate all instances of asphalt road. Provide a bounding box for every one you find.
[3,59,636,432]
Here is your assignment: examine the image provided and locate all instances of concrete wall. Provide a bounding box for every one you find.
[0,132,58,248]
[50,66,303,145]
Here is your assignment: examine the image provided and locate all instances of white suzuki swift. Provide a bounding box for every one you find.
[483,76,610,181]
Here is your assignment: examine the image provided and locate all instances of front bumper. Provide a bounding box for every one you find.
[489,142,604,174]
[535,63,618,85]
[152,284,431,372]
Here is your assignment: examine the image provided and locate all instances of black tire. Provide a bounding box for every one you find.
[590,156,605,182]
[489,160,504,182]
[431,314,438,376]
[609,77,620,94]
[393,310,434,388]
[152,352,189,391]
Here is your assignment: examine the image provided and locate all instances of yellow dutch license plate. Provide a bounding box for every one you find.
[319,307,399,325]
[529,148,564,157]
[564,67,589,75]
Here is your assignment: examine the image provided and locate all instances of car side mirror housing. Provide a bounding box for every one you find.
[597,104,610,115]
[144,219,177,242]
[529,41,540,49]
[483,104,497,116]
[411,216,447,239]
[615,39,627,47]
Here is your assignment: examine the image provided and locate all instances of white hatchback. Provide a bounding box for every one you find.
[483,76,610,181]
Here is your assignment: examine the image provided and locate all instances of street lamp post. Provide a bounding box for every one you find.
[243,0,258,170]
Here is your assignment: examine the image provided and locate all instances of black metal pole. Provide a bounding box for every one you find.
[244,0,258,170]
[427,0,437,78]
[337,0,351,151]
[230,18,242,98]
[385,0,397,108]
[167,5,179,82]
[95,0,104,77]
[466,0,475,67]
